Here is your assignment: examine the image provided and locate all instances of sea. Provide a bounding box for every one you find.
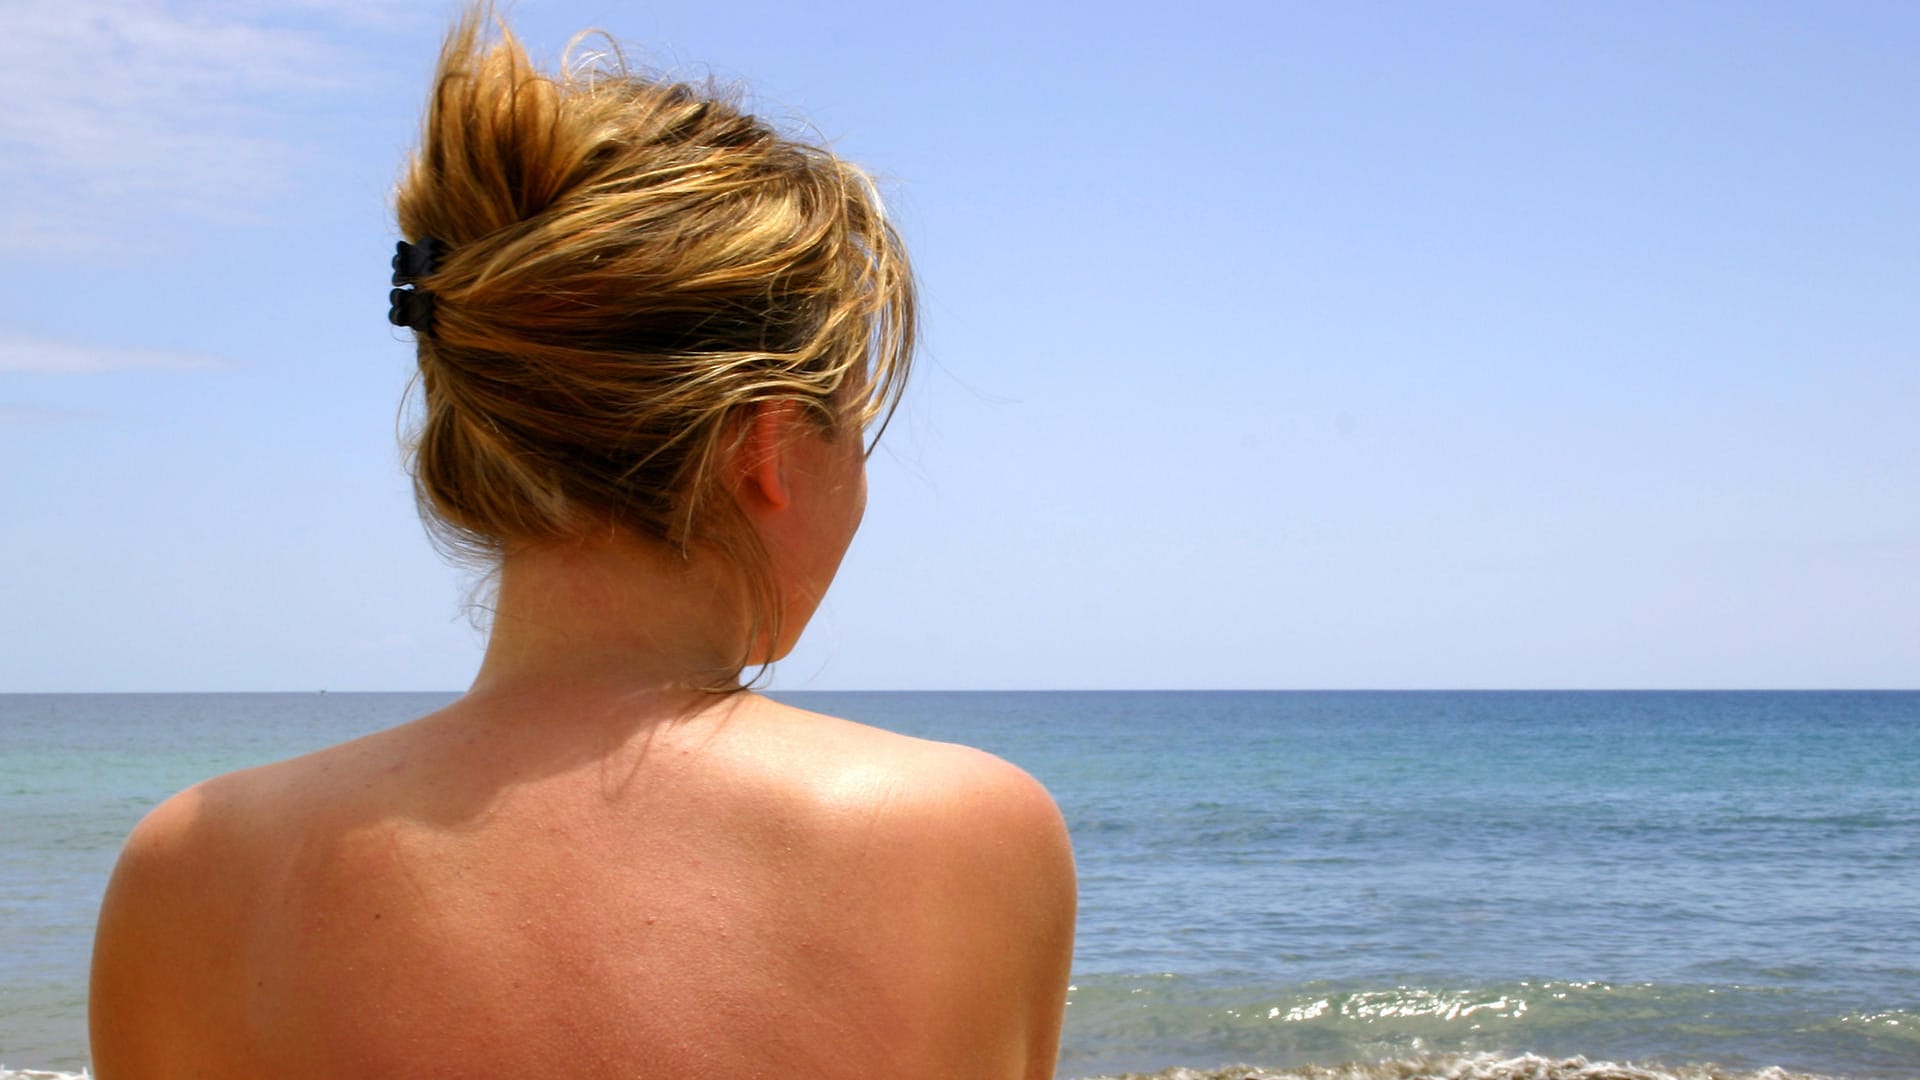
[1,690,1915,1079]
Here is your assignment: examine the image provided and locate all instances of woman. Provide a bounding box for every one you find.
[88,9,1076,1078]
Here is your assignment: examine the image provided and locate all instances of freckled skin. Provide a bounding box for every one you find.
[90,420,1075,1080]
[93,693,1076,1078]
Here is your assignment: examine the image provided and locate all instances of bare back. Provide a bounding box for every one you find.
[90,692,1076,1078]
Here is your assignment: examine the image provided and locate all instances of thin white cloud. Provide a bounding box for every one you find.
[0,403,77,424]
[0,331,225,374]
[0,0,406,256]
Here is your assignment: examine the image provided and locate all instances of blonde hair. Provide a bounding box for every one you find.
[393,7,914,681]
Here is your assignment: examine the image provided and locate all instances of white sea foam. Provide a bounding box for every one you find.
[0,1069,90,1080]
[1074,1053,1844,1080]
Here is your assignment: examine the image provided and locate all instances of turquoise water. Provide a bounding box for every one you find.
[3,691,1916,1077]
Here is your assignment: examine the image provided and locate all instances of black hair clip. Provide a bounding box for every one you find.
[389,237,447,334]
[391,238,445,284]
[389,287,436,334]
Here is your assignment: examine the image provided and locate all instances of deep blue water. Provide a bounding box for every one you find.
[3,691,1916,1077]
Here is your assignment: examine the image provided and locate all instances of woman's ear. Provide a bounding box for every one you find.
[733,402,798,513]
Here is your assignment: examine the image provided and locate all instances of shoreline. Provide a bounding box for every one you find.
[1071,1054,1849,1080]
[0,1051,1871,1080]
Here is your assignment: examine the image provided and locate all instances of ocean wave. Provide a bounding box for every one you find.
[0,1069,90,1080]
[1057,977,1902,1078]
[1073,1051,1842,1080]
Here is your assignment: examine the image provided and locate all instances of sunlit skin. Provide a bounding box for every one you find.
[88,405,1077,1079]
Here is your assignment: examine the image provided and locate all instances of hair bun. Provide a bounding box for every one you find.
[392,5,915,680]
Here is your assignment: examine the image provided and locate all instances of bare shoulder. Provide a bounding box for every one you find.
[89,766,273,1077]
[94,732,377,902]
[733,692,1076,932]
[95,764,272,933]
[105,775,225,881]
[90,723,419,1073]
[892,737,1075,873]
[748,693,1073,865]
[739,695,1077,1078]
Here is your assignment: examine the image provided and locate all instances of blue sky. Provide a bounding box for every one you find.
[2,1,1914,691]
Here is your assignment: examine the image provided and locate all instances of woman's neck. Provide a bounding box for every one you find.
[467,534,748,700]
